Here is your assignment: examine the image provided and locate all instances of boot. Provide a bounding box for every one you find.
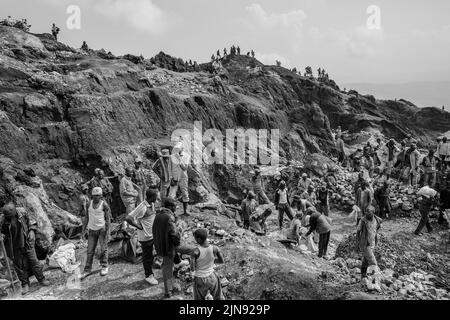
[21,284,30,295]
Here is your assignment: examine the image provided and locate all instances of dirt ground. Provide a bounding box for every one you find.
[4,206,449,300]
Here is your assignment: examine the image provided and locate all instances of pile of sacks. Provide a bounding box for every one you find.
[48,242,80,273]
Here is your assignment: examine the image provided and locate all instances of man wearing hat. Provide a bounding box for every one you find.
[274,180,294,230]
[132,157,147,205]
[152,149,172,199]
[1,203,50,294]
[82,187,111,277]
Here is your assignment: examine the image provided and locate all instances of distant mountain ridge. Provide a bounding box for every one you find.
[342,81,450,109]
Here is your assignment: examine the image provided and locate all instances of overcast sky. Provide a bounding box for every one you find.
[2,0,450,84]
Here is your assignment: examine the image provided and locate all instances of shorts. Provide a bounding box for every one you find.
[168,178,189,202]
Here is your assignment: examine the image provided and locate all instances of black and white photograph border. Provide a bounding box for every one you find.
[0,0,449,308]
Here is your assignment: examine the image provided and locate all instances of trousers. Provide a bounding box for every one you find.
[278,203,294,228]
[12,243,45,286]
[84,228,108,272]
[414,208,432,234]
[140,240,154,277]
[361,245,377,277]
[318,231,330,257]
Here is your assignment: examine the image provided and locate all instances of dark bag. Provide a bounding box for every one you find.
[170,178,178,187]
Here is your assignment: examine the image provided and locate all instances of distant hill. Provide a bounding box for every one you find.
[342,81,450,110]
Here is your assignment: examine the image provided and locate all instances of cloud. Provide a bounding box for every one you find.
[345,26,384,57]
[245,3,307,35]
[41,0,173,35]
[411,25,450,43]
[94,0,171,35]
[308,26,384,58]
[255,52,290,66]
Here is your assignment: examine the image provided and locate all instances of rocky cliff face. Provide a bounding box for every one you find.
[1,25,450,235]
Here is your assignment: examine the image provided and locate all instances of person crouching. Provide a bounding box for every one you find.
[305,209,331,258]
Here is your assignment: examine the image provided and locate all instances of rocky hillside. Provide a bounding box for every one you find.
[1,24,450,235]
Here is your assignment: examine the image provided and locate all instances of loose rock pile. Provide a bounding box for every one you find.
[334,231,450,299]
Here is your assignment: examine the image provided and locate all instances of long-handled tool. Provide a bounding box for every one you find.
[0,235,20,295]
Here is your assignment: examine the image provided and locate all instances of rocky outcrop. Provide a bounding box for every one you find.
[1,24,450,240]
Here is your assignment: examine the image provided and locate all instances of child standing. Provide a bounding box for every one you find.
[191,229,225,300]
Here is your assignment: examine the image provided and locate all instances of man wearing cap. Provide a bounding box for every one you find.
[251,169,270,205]
[414,186,438,235]
[132,157,147,205]
[168,143,191,216]
[240,191,257,229]
[409,143,421,187]
[120,167,139,215]
[298,173,313,194]
[1,203,50,294]
[82,187,111,276]
[152,149,172,199]
[274,180,294,230]
[421,148,438,188]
